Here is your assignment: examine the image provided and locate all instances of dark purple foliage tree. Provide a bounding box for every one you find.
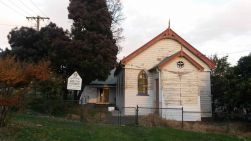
[68,0,120,99]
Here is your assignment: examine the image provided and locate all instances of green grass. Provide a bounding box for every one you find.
[0,114,250,141]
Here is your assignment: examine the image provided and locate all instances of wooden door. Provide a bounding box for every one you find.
[99,88,109,103]
[103,88,109,103]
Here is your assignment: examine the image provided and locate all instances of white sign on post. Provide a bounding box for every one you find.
[67,71,82,90]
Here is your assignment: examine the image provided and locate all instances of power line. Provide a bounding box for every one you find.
[215,50,251,55]
[29,0,48,17]
[8,0,33,16]
[0,24,36,28]
[17,0,39,16]
[0,0,26,17]
[26,16,50,30]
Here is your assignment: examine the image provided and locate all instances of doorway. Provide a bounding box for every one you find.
[99,88,109,103]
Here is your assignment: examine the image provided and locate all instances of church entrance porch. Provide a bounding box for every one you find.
[98,88,110,104]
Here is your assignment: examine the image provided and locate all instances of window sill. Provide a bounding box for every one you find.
[137,93,149,96]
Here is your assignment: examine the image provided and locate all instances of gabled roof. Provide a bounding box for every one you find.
[121,27,216,69]
[149,50,204,71]
[90,69,116,85]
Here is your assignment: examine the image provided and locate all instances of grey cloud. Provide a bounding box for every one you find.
[189,0,251,43]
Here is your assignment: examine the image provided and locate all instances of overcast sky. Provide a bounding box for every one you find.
[0,0,251,65]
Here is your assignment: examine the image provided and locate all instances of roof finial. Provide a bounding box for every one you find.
[168,19,171,29]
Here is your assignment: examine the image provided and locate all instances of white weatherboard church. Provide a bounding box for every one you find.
[81,26,215,121]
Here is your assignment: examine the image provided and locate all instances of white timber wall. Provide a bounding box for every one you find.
[124,39,184,114]
[199,72,212,117]
[81,86,117,104]
[116,70,125,109]
[124,38,212,120]
[161,57,201,121]
[124,68,155,115]
[109,88,116,104]
[81,86,97,103]
[126,39,210,71]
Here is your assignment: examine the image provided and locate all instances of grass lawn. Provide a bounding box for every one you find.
[0,114,250,141]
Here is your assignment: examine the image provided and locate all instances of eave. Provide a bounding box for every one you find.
[149,51,204,71]
[121,27,216,69]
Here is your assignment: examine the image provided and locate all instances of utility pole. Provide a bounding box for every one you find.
[26,16,50,31]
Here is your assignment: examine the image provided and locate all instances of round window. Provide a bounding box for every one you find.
[177,61,184,68]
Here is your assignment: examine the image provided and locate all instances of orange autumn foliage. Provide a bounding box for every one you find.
[0,56,50,127]
[0,56,26,86]
[0,56,50,87]
[26,60,50,81]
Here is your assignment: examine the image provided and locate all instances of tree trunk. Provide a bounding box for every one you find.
[0,106,9,127]
[73,91,78,101]
[63,87,68,100]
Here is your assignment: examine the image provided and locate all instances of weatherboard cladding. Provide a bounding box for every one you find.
[116,69,125,109]
[161,57,199,106]
[199,72,212,117]
[150,50,204,71]
[121,28,215,69]
[121,27,212,120]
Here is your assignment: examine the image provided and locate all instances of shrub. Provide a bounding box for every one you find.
[0,56,49,127]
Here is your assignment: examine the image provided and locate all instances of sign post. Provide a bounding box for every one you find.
[67,71,84,121]
[67,71,82,91]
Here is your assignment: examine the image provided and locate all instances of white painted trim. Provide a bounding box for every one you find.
[157,68,162,116]
[124,67,145,70]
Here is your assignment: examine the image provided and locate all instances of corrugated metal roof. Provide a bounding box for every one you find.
[90,69,116,85]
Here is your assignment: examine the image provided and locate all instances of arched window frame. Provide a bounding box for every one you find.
[138,70,148,96]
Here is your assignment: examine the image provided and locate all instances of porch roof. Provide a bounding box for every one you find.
[149,51,204,71]
[89,69,116,85]
[88,84,116,88]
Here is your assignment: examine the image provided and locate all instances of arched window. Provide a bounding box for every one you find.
[138,70,148,95]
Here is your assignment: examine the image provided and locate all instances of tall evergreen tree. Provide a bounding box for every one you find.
[68,0,119,99]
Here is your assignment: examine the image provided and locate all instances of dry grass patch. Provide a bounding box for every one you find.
[65,106,110,123]
[139,114,251,137]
